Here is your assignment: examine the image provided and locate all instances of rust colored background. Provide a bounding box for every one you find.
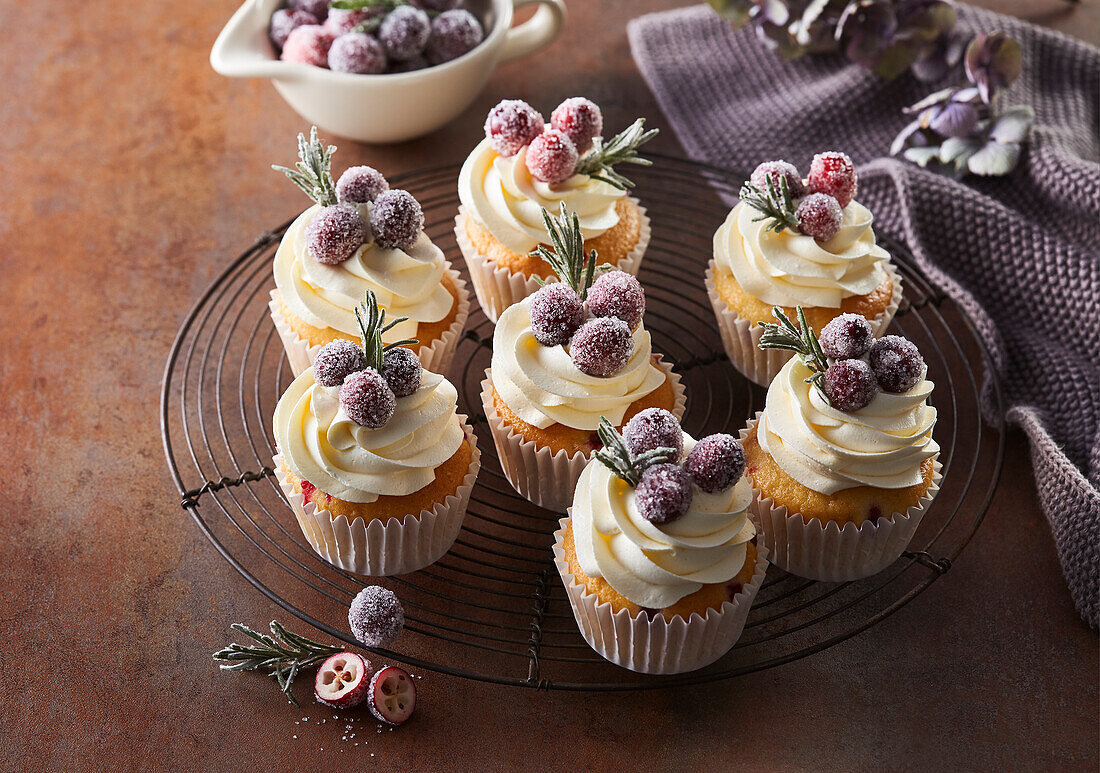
[1,0,1097,770]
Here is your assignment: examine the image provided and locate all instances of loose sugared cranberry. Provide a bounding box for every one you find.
[569,317,633,377]
[324,7,379,36]
[586,270,645,331]
[340,368,396,428]
[370,189,423,250]
[314,339,367,387]
[388,55,427,73]
[684,433,746,493]
[823,359,878,412]
[329,32,387,74]
[819,313,873,360]
[336,165,389,205]
[550,97,603,154]
[528,284,584,347]
[425,9,483,65]
[749,160,805,198]
[306,204,367,265]
[869,335,925,393]
[796,193,843,241]
[381,347,422,398]
[378,6,430,62]
[484,100,544,157]
[623,408,683,460]
[635,463,693,524]
[281,24,335,67]
[270,8,319,50]
[807,151,858,208]
[348,585,405,648]
[290,0,328,22]
[525,129,578,185]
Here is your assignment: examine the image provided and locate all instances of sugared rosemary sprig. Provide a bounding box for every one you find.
[530,203,609,299]
[355,289,418,371]
[593,417,677,487]
[272,126,338,207]
[575,118,658,190]
[331,0,438,28]
[757,306,830,398]
[213,621,343,705]
[739,175,800,234]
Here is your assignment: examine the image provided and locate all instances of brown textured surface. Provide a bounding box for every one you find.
[2,0,1096,771]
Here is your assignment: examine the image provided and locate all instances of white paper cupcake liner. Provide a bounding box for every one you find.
[739,414,942,582]
[455,199,651,324]
[552,516,769,674]
[274,420,481,576]
[480,359,685,511]
[268,263,471,378]
[705,260,903,387]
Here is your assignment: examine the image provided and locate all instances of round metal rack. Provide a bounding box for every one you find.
[161,155,1004,690]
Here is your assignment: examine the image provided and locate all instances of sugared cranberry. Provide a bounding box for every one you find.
[329,32,387,74]
[623,408,683,460]
[425,9,483,65]
[819,313,873,360]
[306,204,367,265]
[367,666,416,725]
[823,359,878,412]
[569,317,633,377]
[525,129,578,185]
[290,0,329,22]
[370,189,423,250]
[314,339,367,387]
[340,368,396,428]
[796,193,843,241]
[484,100,544,157]
[684,433,746,493]
[281,24,334,67]
[586,270,645,331]
[550,97,603,154]
[528,284,584,347]
[378,6,430,62]
[635,464,693,524]
[412,0,459,10]
[336,165,389,205]
[314,652,372,709]
[869,335,925,393]
[750,160,805,198]
[270,8,319,50]
[348,585,405,648]
[381,347,422,398]
[324,7,379,36]
[807,151,858,208]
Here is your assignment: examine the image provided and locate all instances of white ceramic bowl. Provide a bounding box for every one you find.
[211,0,565,143]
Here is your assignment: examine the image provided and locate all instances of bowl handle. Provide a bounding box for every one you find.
[499,0,566,63]
[210,0,291,79]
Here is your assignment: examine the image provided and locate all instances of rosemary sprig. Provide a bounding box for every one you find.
[354,289,418,371]
[593,417,677,487]
[574,118,658,190]
[739,175,801,234]
[272,126,338,207]
[212,621,343,705]
[756,306,831,398]
[530,203,609,299]
[331,0,438,28]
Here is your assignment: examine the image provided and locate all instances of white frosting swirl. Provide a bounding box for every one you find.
[758,358,939,494]
[491,299,665,431]
[274,368,464,504]
[273,205,454,342]
[714,199,890,308]
[572,435,757,609]
[458,136,624,253]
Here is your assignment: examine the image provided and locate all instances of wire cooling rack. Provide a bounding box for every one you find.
[161,155,1004,690]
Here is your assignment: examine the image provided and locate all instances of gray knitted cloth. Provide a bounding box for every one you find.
[629,5,1099,627]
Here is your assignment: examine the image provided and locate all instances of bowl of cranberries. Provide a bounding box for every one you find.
[211,0,565,143]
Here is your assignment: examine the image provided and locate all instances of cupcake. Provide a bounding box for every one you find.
[706,152,902,386]
[270,127,469,376]
[273,290,481,576]
[742,307,941,581]
[456,97,656,322]
[481,204,684,511]
[552,415,768,673]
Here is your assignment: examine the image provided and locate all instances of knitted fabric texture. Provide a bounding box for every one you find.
[629,5,1099,627]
